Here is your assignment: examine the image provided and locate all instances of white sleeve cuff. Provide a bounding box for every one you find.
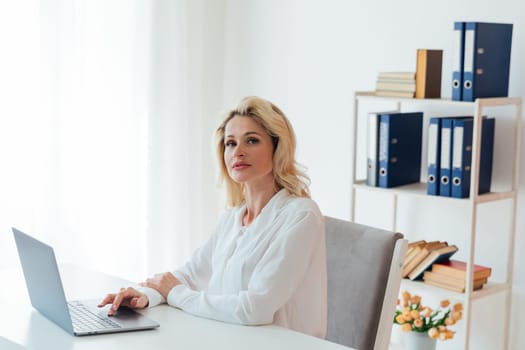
[138,286,166,308]
[172,271,192,287]
[166,284,191,308]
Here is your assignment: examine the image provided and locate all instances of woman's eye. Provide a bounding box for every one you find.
[247,138,259,144]
[225,140,236,147]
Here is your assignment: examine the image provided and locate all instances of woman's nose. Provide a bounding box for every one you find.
[233,144,245,157]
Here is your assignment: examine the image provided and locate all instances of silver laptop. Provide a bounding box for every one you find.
[12,227,160,336]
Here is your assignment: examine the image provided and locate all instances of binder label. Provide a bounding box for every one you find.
[453,126,464,168]
[464,30,475,72]
[441,128,451,168]
[428,124,438,165]
[379,121,388,162]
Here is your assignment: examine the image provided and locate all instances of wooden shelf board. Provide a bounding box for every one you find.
[353,181,515,204]
[399,279,510,301]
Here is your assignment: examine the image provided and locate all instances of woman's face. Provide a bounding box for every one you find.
[223,115,274,187]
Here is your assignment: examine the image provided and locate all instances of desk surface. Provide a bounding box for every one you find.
[0,265,352,350]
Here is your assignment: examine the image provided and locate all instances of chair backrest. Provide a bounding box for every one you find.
[324,216,407,350]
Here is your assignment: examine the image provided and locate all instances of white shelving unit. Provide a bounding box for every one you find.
[350,92,522,350]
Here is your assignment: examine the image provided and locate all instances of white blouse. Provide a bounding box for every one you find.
[140,189,327,338]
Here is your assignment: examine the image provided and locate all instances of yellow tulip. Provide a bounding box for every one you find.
[428,328,439,339]
[410,310,420,320]
[453,303,463,312]
[445,317,456,326]
[401,323,412,332]
[402,310,412,321]
[440,299,450,308]
[452,311,463,321]
[414,319,423,328]
[402,291,411,302]
[395,315,405,324]
[411,295,421,305]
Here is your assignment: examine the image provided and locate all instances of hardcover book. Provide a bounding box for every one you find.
[377,72,415,80]
[401,241,447,278]
[431,259,492,280]
[402,241,428,270]
[423,270,488,288]
[415,49,443,99]
[408,244,458,280]
[375,90,415,98]
[423,276,485,293]
[376,80,416,92]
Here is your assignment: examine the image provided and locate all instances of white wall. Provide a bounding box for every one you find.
[221,1,525,349]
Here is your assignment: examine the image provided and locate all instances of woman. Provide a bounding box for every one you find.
[99,96,327,338]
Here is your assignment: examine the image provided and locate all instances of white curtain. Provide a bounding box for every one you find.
[146,0,226,277]
[1,0,225,282]
[0,0,42,270]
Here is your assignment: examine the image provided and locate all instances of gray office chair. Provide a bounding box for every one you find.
[324,216,407,350]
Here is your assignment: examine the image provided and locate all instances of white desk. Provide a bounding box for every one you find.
[0,265,353,350]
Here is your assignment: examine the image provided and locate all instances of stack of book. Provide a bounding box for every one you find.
[375,72,416,98]
[423,260,492,293]
[401,240,458,281]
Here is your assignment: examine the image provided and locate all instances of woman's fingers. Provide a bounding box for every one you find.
[98,293,116,307]
[96,287,147,316]
[109,287,134,315]
[129,295,148,309]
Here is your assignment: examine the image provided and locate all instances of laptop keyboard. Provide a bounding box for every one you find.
[68,301,122,332]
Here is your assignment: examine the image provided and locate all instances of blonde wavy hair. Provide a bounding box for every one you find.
[215,96,310,207]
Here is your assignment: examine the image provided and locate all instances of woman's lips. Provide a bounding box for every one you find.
[233,162,250,170]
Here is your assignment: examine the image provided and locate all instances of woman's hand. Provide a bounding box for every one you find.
[140,272,181,299]
[98,287,149,316]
